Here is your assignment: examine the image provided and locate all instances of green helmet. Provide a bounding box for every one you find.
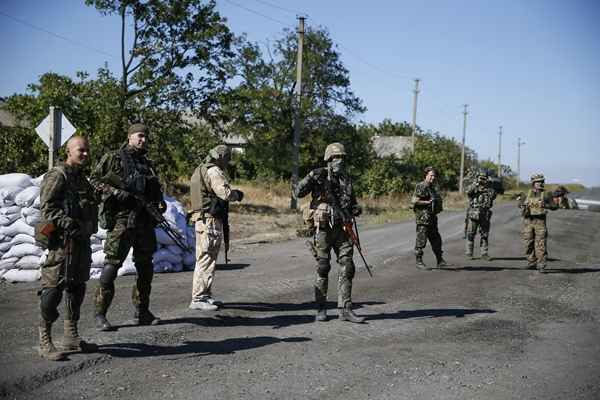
[530,173,545,183]
[324,142,346,162]
[209,144,231,164]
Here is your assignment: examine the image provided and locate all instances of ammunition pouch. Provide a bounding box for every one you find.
[313,203,331,225]
[468,208,481,221]
[302,206,315,227]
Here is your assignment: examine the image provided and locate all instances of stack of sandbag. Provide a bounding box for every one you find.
[0,173,42,282]
[0,173,196,283]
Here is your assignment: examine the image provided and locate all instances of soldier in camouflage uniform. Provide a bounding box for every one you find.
[412,167,447,270]
[90,123,165,330]
[465,173,497,260]
[188,145,244,311]
[296,143,365,323]
[36,136,99,361]
[519,173,558,273]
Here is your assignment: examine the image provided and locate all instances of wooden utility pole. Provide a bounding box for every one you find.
[497,125,503,177]
[458,104,468,193]
[290,16,305,210]
[517,137,525,186]
[47,106,61,170]
[410,78,420,154]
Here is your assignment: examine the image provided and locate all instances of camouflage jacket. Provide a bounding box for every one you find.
[467,183,496,211]
[520,189,557,219]
[90,144,163,222]
[411,181,443,225]
[296,167,357,224]
[40,164,98,244]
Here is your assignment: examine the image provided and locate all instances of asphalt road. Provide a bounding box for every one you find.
[1,202,599,400]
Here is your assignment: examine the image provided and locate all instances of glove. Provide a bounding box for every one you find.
[112,189,130,202]
[64,218,82,237]
[231,189,244,202]
[351,204,362,217]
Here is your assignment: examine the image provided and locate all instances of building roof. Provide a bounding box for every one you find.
[370,135,413,158]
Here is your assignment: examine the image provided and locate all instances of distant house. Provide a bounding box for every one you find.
[182,112,249,154]
[370,135,412,159]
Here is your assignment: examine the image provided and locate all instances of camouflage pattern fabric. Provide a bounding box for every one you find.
[522,218,547,267]
[414,222,443,258]
[411,181,443,226]
[466,182,497,253]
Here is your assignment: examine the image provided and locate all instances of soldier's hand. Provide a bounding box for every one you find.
[231,189,244,202]
[65,219,83,237]
[352,204,363,217]
[112,189,130,202]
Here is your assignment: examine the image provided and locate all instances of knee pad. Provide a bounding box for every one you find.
[316,258,331,277]
[99,264,119,287]
[39,287,62,323]
[339,258,355,280]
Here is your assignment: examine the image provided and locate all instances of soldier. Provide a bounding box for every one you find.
[36,136,98,361]
[188,145,244,311]
[465,173,497,260]
[552,185,570,209]
[296,142,365,323]
[519,173,558,273]
[91,123,165,331]
[412,166,447,270]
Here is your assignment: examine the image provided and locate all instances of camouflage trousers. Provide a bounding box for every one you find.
[191,217,223,301]
[95,217,157,315]
[522,217,547,267]
[415,223,443,259]
[39,238,91,323]
[467,216,491,254]
[313,223,355,308]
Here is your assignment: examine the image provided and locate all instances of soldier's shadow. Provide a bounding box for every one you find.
[97,336,311,360]
[162,314,314,330]
[216,263,250,271]
[220,301,384,312]
[366,308,496,321]
[489,257,561,262]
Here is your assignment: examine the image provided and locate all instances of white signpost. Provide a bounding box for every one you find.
[35,106,77,170]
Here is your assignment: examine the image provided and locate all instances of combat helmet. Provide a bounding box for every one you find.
[530,173,545,183]
[324,142,346,162]
[209,144,231,161]
[477,173,489,181]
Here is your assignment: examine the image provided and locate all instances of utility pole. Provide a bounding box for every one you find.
[497,125,503,177]
[410,78,420,154]
[47,106,59,170]
[458,104,468,194]
[517,137,525,187]
[290,16,305,210]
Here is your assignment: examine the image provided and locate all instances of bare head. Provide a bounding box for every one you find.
[65,136,90,167]
[424,166,437,184]
[128,123,148,150]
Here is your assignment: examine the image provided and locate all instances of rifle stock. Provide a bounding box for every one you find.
[343,219,373,277]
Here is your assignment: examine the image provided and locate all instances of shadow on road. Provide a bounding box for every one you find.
[97,336,311,359]
[162,313,316,330]
[450,266,530,272]
[489,257,561,262]
[221,301,385,312]
[366,308,496,321]
[216,263,250,271]
[544,267,600,274]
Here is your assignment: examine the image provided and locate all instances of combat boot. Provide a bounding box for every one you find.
[436,256,448,269]
[315,287,328,322]
[62,320,98,353]
[315,307,328,322]
[537,264,548,274]
[465,241,474,259]
[95,314,113,332]
[481,253,490,261]
[339,302,365,324]
[38,321,66,361]
[133,308,160,326]
[415,255,428,270]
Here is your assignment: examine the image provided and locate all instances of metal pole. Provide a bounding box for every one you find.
[497,125,502,177]
[410,78,420,154]
[48,106,61,170]
[290,16,305,210]
[459,104,468,193]
[517,137,525,187]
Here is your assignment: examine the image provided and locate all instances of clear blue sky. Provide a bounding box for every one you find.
[1,0,599,186]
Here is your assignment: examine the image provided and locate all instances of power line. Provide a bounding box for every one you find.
[251,0,303,17]
[224,0,288,26]
[0,10,117,59]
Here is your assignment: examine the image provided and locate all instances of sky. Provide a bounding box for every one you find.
[1,0,599,186]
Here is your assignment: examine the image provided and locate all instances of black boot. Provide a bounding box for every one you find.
[339,302,365,324]
[133,308,160,326]
[416,255,428,270]
[95,314,113,332]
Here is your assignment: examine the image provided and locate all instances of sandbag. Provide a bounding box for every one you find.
[0,213,21,226]
[166,244,183,256]
[31,175,44,186]
[152,248,182,264]
[0,205,22,215]
[92,251,105,267]
[15,186,40,207]
[15,255,41,269]
[10,233,36,245]
[89,267,102,280]
[2,268,40,283]
[91,243,104,253]
[25,214,40,226]
[0,219,35,237]
[0,173,32,188]
[183,252,195,266]
[155,228,176,246]
[0,186,24,206]
[0,242,12,252]
[2,243,43,259]
[0,257,18,270]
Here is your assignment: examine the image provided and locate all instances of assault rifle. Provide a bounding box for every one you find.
[222,212,231,264]
[343,217,373,278]
[63,230,75,285]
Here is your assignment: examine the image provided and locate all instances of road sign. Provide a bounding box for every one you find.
[35,110,77,149]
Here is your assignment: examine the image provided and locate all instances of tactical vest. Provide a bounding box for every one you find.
[119,146,161,202]
[525,189,546,217]
[189,162,227,220]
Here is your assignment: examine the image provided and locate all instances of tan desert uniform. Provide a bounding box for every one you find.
[189,160,240,302]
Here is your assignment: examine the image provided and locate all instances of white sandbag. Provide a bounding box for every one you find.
[91,243,104,253]
[31,175,44,186]
[186,226,195,248]
[0,173,32,188]
[21,207,39,217]
[152,248,182,264]
[25,214,40,226]
[39,251,48,265]
[2,243,43,259]
[0,269,6,280]
[2,268,40,283]
[0,242,12,252]
[166,244,183,255]
[0,186,23,206]
[155,228,175,246]
[33,196,40,207]
[0,213,21,226]
[154,260,183,273]
[0,257,18,270]
[15,186,40,207]
[89,267,102,280]
[0,205,22,215]
[94,228,107,240]
[183,252,195,266]
[118,262,136,276]
[15,255,41,269]
[92,251,105,267]
[0,219,35,237]
[10,233,36,245]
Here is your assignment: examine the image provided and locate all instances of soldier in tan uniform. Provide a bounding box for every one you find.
[519,173,558,273]
[188,145,244,310]
[35,136,99,361]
